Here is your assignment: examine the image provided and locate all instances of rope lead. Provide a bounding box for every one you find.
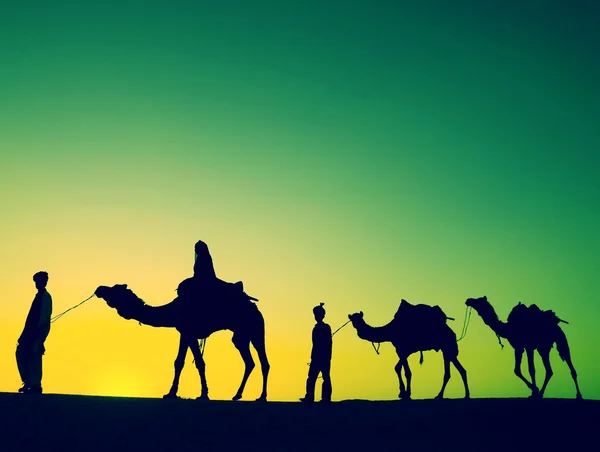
[50,294,96,323]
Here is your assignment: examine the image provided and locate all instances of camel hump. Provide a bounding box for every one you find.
[394,300,449,325]
[508,303,563,326]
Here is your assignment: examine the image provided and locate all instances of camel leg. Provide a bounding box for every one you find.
[555,338,583,399]
[435,353,451,399]
[451,358,470,399]
[163,334,189,399]
[565,357,583,400]
[394,358,407,399]
[526,349,539,398]
[537,347,553,399]
[403,358,412,400]
[189,339,209,400]
[250,337,270,402]
[232,334,255,401]
[513,347,535,393]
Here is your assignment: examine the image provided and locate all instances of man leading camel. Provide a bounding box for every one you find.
[301,303,333,403]
[16,271,53,394]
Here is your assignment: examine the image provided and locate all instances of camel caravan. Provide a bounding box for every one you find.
[92,240,582,402]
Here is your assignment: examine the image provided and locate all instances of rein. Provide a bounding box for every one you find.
[50,294,96,323]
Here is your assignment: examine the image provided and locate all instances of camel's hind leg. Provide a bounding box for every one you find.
[526,348,539,398]
[555,335,583,399]
[451,357,470,399]
[566,357,583,399]
[231,334,255,401]
[189,339,209,400]
[394,358,407,399]
[538,347,553,399]
[250,336,270,402]
[164,334,189,399]
[403,358,413,399]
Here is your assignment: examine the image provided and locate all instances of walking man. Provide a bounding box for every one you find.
[16,271,53,394]
[301,302,332,403]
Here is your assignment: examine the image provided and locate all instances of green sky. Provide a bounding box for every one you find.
[0,1,599,400]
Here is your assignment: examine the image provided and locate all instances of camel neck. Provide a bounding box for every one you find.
[133,301,182,328]
[475,303,510,339]
[355,320,393,343]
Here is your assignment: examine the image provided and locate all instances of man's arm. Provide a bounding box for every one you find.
[39,292,52,328]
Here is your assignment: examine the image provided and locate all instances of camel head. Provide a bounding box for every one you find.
[465,296,489,312]
[348,311,365,328]
[94,284,146,320]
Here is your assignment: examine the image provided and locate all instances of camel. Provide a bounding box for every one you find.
[94,280,269,401]
[465,296,582,399]
[347,302,470,400]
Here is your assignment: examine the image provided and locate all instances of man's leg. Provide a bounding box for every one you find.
[301,363,319,402]
[16,345,30,391]
[321,361,332,402]
[27,350,43,393]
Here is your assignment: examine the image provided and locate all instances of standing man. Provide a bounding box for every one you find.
[300,302,333,403]
[16,271,53,394]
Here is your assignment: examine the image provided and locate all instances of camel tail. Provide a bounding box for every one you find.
[554,327,572,362]
[419,350,424,365]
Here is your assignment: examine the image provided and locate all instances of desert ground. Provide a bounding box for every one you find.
[0,393,596,452]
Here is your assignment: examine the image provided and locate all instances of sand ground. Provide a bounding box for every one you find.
[0,393,596,452]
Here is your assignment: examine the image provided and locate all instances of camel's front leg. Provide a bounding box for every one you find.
[513,347,535,393]
[164,334,189,399]
[526,348,539,398]
[435,353,451,399]
[232,334,255,401]
[189,338,209,400]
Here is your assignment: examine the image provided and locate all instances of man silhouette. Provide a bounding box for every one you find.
[16,271,53,394]
[178,240,253,304]
[193,240,217,281]
[301,302,332,403]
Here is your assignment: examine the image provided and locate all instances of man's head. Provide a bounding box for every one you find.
[313,302,326,322]
[194,240,210,258]
[33,271,49,291]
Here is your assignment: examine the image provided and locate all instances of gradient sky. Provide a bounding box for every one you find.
[1,0,599,401]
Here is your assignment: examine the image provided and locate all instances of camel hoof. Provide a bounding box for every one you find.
[435,395,444,400]
[576,394,583,400]
[464,395,471,400]
[196,394,210,401]
[255,396,267,402]
[163,393,179,400]
[232,393,242,401]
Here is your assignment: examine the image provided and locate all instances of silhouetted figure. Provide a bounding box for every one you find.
[193,239,217,281]
[301,303,332,403]
[177,240,254,304]
[348,299,470,400]
[94,281,269,401]
[16,271,53,394]
[465,296,582,399]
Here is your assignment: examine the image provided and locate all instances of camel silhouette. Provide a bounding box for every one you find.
[348,300,470,400]
[465,296,582,399]
[94,281,269,401]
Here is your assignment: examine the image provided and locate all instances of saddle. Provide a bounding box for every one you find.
[177,277,258,304]
[508,302,567,327]
[394,299,451,327]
